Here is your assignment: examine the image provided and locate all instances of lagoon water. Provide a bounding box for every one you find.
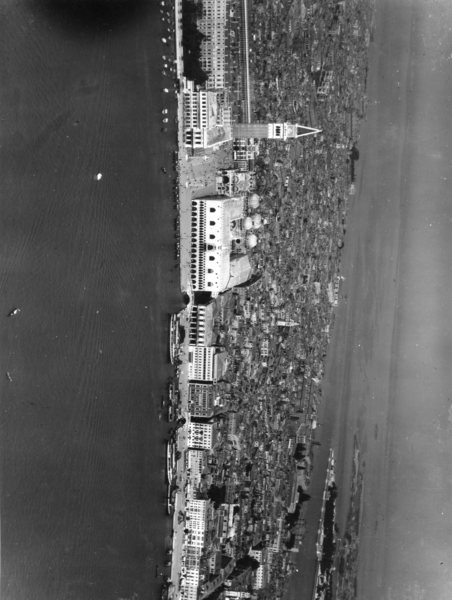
[0,2,183,599]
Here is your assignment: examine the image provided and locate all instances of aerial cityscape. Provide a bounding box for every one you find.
[2,0,452,600]
[164,0,373,599]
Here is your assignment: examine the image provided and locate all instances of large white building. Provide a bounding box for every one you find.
[197,0,229,89]
[188,422,214,451]
[186,498,209,547]
[189,346,214,381]
[181,545,203,600]
[180,500,210,600]
[189,304,215,346]
[183,81,232,149]
[190,196,254,297]
[186,449,208,489]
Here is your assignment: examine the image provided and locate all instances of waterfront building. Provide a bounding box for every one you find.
[180,544,203,600]
[327,276,341,306]
[188,421,214,450]
[232,122,321,140]
[216,168,256,196]
[186,449,208,489]
[182,570,200,600]
[189,346,216,381]
[183,81,232,150]
[188,346,228,382]
[197,0,229,90]
[190,196,255,297]
[188,382,218,418]
[189,304,215,346]
[186,498,209,547]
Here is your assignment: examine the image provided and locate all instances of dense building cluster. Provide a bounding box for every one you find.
[167,0,375,599]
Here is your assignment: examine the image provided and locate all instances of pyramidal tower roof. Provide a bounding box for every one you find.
[295,124,322,137]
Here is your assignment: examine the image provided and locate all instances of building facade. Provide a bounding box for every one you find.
[232,137,259,171]
[189,304,215,346]
[190,196,254,296]
[188,346,216,381]
[183,81,232,149]
[189,382,217,417]
[186,449,208,490]
[197,0,229,89]
[216,168,256,196]
[186,498,209,547]
[188,422,214,451]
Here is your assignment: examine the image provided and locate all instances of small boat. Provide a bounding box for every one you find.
[8,308,20,317]
[6,372,13,382]
[166,441,174,483]
[166,487,174,515]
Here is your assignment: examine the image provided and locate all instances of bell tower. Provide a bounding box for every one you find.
[232,122,321,140]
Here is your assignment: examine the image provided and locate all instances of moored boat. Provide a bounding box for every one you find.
[169,314,179,364]
[166,441,174,483]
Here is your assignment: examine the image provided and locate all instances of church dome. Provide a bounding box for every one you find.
[248,193,260,209]
[251,214,262,229]
[244,216,253,230]
[246,233,258,248]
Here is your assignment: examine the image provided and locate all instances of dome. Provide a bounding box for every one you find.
[244,216,253,230]
[251,213,262,229]
[246,233,258,248]
[248,193,260,209]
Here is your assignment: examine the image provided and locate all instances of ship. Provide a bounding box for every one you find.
[166,486,174,515]
[166,441,174,483]
[169,314,179,364]
[166,440,177,484]
[8,308,20,317]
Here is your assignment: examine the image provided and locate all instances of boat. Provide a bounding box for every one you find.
[166,441,176,483]
[166,485,174,515]
[169,314,179,364]
[7,308,20,317]
[6,372,12,382]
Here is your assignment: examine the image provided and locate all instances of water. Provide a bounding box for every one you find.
[0,2,182,598]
